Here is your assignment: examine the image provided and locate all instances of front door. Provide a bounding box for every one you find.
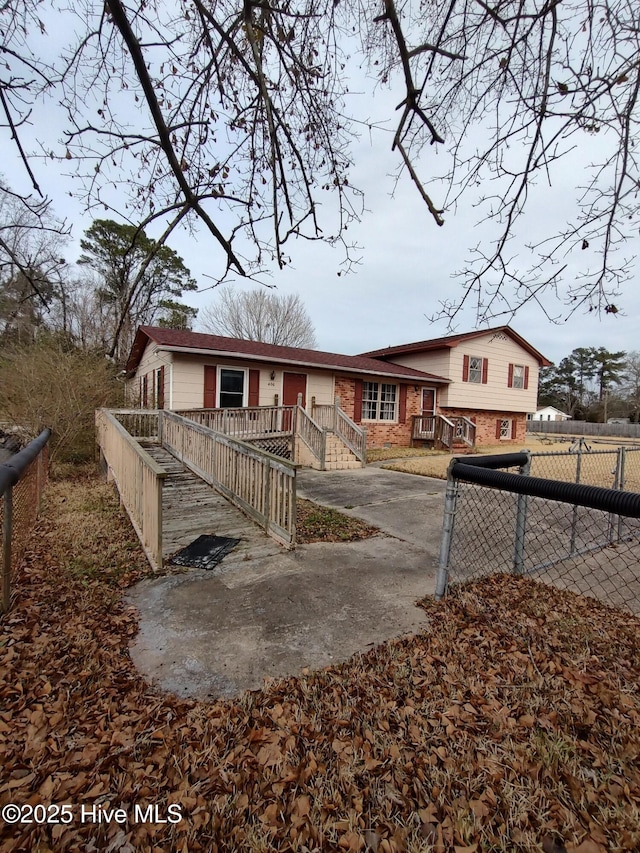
[420,388,436,436]
[283,372,307,407]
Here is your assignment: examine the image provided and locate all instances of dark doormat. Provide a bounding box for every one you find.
[169,535,240,570]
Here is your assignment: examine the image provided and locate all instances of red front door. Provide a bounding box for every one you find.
[283,372,307,407]
[421,388,436,416]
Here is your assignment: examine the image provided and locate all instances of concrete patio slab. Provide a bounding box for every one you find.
[127,467,446,700]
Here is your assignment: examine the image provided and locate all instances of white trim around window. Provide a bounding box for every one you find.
[218,366,248,408]
[362,381,398,421]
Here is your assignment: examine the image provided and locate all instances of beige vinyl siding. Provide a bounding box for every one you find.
[169,355,335,410]
[171,356,206,409]
[379,349,453,406]
[447,332,539,412]
[128,343,169,407]
[384,333,540,412]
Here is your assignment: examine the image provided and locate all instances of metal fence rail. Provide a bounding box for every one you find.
[1,429,50,613]
[437,447,640,615]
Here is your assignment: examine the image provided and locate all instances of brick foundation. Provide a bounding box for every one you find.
[334,376,527,450]
[440,409,527,446]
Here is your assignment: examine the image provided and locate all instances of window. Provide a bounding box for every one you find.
[219,368,245,408]
[362,382,397,420]
[468,356,483,383]
[496,418,515,440]
[512,365,524,388]
[508,363,529,389]
[463,354,487,384]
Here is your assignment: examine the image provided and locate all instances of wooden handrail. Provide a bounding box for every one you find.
[95,409,165,569]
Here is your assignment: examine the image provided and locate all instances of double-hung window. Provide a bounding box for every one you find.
[508,363,529,389]
[468,356,483,383]
[219,368,245,408]
[362,382,397,420]
[463,354,487,384]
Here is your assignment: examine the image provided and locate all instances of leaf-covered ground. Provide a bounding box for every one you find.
[1,469,639,852]
[296,499,379,544]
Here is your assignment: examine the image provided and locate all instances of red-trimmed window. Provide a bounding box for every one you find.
[463,355,488,384]
[508,364,529,389]
[496,418,516,440]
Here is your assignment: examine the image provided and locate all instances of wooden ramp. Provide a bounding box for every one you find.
[142,443,284,566]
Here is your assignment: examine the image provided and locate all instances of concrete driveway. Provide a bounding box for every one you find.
[127,464,446,700]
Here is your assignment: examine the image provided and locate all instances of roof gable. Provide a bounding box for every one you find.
[126,326,450,383]
[360,326,552,367]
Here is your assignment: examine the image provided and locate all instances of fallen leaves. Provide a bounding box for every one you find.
[1,470,640,851]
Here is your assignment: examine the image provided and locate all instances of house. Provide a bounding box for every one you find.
[361,326,551,445]
[125,326,450,452]
[529,406,571,422]
[125,324,550,450]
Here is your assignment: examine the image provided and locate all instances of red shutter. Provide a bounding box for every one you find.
[507,363,514,388]
[511,419,517,439]
[353,379,363,423]
[204,365,217,408]
[462,354,469,382]
[482,358,488,384]
[398,385,407,424]
[495,419,501,439]
[142,375,148,407]
[248,369,260,406]
[157,366,165,409]
[524,366,529,390]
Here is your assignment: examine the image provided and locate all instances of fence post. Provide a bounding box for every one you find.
[608,446,625,543]
[2,487,12,614]
[513,452,531,575]
[617,446,626,541]
[569,442,584,556]
[334,395,340,430]
[435,461,459,600]
[158,409,164,448]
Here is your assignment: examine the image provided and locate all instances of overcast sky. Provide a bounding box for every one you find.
[6,15,639,368]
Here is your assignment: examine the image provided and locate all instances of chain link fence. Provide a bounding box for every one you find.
[1,432,50,613]
[437,445,640,616]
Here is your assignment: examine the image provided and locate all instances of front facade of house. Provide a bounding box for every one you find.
[126,325,550,450]
[362,328,551,445]
[126,327,449,449]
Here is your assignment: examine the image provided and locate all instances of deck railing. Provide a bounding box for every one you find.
[95,409,165,569]
[177,406,296,438]
[162,411,297,547]
[296,406,326,466]
[336,407,367,463]
[111,408,160,439]
[412,414,475,449]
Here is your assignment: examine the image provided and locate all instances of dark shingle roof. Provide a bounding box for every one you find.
[127,326,450,382]
[360,325,551,366]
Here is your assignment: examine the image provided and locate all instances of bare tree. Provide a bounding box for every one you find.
[0,187,69,343]
[1,1,638,322]
[200,287,317,348]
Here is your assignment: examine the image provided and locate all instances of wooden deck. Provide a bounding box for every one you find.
[141,443,285,566]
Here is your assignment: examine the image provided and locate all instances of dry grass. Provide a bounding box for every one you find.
[1,467,639,852]
[381,437,640,486]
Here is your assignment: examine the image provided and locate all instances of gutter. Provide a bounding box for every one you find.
[154,345,450,383]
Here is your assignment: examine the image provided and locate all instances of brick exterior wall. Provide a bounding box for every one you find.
[440,408,527,446]
[334,376,527,449]
[335,374,421,448]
